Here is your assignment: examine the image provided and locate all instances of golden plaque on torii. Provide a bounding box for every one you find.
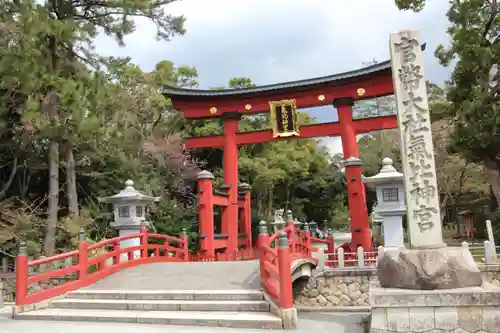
[269,99,300,138]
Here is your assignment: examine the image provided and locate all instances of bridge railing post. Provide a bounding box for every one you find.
[197,171,215,258]
[181,228,189,261]
[238,183,252,249]
[303,222,312,255]
[258,221,269,287]
[285,210,295,252]
[112,239,120,266]
[326,228,335,267]
[15,241,28,306]
[277,232,293,309]
[78,236,89,281]
[77,227,89,278]
[140,226,148,258]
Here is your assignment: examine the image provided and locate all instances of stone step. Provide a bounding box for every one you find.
[14,308,283,329]
[52,298,271,312]
[69,289,264,301]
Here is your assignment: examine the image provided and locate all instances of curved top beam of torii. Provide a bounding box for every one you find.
[163,43,425,120]
[163,44,426,149]
[163,61,393,119]
[164,60,391,98]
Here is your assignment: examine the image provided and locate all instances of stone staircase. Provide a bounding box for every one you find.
[14,289,283,329]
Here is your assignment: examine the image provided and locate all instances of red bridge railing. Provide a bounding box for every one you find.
[15,221,311,308]
[258,221,314,309]
[15,227,188,306]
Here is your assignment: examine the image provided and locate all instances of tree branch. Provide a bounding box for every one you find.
[0,157,18,198]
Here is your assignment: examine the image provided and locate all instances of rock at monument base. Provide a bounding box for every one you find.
[377,247,482,289]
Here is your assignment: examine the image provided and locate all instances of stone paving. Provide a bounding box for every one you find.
[86,260,261,290]
[1,308,368,333]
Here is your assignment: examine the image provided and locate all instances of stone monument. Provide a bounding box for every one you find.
[99,180,160,258]
[365,157,406,250]
[370,30,500,333]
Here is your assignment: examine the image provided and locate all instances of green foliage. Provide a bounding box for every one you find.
[0,0,197,255]
[228,77,256,89]
[439,1,500,169]
[395,0,500,207]
[394,0,426,12]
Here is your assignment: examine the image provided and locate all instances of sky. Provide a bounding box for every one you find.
[95,0,452,156]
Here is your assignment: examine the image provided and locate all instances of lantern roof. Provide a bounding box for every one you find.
[364,157,403,187]
[99,180,160,204]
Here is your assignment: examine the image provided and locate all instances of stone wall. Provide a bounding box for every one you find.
[294,268,375,308]
[479,264,500,286]
[370,281,500,333]
[0,277,14,304]
[295,265,500,309]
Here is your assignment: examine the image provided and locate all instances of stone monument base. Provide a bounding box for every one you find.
[377,247,482,289]
[370,281,500,333]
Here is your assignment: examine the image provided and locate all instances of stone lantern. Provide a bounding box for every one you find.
[99,180,160,254]
[364,157,406,250]
[309,220,318,237]
[271,209,285,232]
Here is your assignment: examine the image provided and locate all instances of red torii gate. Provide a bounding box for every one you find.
[164,61,397,254]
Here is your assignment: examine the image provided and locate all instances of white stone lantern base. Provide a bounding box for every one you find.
[378,211,406,250]
[114,224,147,259]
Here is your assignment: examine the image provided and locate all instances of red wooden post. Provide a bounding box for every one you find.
[197,170,215,258]
[181,228,189,261]
[258,221,269,287]
[140,226,148,258]
[113,239,120,265]
[238,183,252,249]
[303,222,312,255]
[78,240,88,280]
[327,228,335,267]
[222,112,241,256]
[277,232,293,309]
[335,97,371,251]
[15,242,29,306]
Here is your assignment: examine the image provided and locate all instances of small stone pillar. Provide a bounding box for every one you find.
[99,180,159,257]
[364,157,406,250]
[486,219,497,257]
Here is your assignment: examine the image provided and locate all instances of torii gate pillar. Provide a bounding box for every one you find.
[222,112,241,254]
[334,98,372,250]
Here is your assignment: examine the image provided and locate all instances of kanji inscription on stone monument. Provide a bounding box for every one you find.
[389,30,444,248]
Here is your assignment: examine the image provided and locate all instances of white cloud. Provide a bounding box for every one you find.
[319,136,342,157]
[94,0,452,156]
[95,0,450,85]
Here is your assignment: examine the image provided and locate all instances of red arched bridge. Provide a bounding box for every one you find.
[13,222,317,329]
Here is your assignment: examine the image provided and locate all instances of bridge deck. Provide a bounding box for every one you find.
[86,260,260,290]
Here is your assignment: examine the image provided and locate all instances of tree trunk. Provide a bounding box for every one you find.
[43,32,60,257]
[267,186,274,221]
[284,182,290,213]
[64,142,79,218]
[484,165,500,207]
[44,138,59,256]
